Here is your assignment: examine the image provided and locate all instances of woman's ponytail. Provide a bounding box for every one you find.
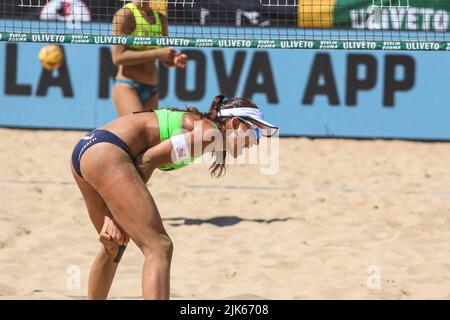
[207,95,227,120]
[206,95,228,178]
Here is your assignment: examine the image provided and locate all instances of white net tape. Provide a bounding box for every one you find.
[18,0,299,9]
[19,0,43,7]
[371,0,411,9]
[369,1,411,24]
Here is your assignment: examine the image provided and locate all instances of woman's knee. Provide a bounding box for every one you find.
[135,233,174,260]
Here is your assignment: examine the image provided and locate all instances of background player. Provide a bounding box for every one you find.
[111,0,187,115]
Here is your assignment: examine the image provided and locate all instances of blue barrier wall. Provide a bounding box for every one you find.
[1,37,450,140]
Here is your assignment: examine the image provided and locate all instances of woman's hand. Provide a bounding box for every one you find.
[99,216,130,256]
[157,47,176,64]
[160,50,187,68]
[174,52,187,68]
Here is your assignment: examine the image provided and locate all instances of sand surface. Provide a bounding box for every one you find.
[1,128,450,299]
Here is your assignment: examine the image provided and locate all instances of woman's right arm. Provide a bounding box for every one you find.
[111,8,176,66]
[135,119,221,182]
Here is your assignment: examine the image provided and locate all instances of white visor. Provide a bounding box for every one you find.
[217,107,278,136]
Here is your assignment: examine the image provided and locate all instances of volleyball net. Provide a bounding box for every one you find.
[1,0,450,50]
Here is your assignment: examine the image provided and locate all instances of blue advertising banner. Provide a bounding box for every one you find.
[0,33,449,140]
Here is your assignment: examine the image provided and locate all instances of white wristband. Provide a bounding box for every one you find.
[170,134,190,162]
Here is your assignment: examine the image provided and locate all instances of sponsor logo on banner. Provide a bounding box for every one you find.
[195,39,214,47]
[94,36,127,45]
[71,35,90,44]
[280,41,314,49]
[382,42,402,50]
[132,37,157,46]
[31,34,66,43]
[156,38,190,47]
[343,41,377,50]
[218,39,252,48]
[320,41,339,49]
[8,34,27,42]
[331,0,450,32]
[405,42,441,50]
[257,40,277,48]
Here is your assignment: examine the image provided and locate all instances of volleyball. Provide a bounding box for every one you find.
[38,45,64,71]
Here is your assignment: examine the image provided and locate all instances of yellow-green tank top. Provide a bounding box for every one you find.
[123,2,162,51]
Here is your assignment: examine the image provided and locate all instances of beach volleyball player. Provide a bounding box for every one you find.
[111,0,187,115]
[70,95,278,299]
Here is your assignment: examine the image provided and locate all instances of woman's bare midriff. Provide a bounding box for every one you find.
[116,59,158,85]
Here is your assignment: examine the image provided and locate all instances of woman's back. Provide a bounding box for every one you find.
[99,109,202,161]
[99,111,160,157]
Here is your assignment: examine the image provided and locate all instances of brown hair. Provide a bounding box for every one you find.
[166,95,258,177]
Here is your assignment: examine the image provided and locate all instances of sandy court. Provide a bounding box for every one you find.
[0,127,450,299]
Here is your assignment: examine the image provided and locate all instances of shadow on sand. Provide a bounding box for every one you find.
[164,216,293,227]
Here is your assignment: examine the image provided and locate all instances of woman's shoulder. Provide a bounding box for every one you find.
[182,112,218,131]
[154,10,167,20]
[113,7,135,26]
[114,6,133,17]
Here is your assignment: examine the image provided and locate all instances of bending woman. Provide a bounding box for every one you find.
[111,0,187,115]
[70,95,278,299]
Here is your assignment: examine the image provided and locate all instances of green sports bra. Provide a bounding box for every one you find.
[154,109,218,171]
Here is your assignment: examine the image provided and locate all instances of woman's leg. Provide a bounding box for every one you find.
[112,83,145,116]
[71,165,120,300]
[81,148,173,300]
